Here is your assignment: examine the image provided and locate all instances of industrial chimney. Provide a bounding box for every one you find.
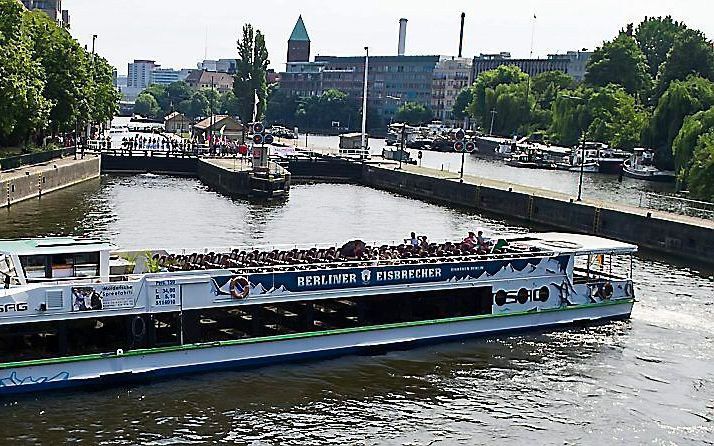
[458,12,465,58]
[398,18,407,56]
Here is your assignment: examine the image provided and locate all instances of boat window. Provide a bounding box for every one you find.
[73,252,100,277]
[19,255,48,279]
[51,254,74,278]
[0,321,60,362]
[183,287,494,344]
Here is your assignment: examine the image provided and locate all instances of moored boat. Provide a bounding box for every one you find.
[0,233,637,395]
[623,148,676,182]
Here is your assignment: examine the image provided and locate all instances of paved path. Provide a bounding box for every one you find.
[0,155,96,182]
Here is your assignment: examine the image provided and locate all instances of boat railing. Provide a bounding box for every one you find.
[572,266,628,283]
[15,249,563,288]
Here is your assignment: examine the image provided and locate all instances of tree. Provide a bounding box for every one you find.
[220,91,242,117]
[585,33,652,97]
[233,24,269,125]
[468,65,528,129]
[655,28,714,97]
[134,93,160,119]
[531,71,574,110]
[645,76,714,169]
[452,87,473,121]
[265,87,300,125]
[295,89,358,130]
[586,84,648,149]
[687,131,714,202]
[550,86,594,146]
[0,0,50,146]
[187,90,210,119]
[550,85,646,149]
[23,11,93,134]
[394,102,433,126]
[634,16,687,79]
[671,107,714,183]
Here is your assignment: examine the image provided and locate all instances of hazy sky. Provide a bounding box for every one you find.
[66,0,714,75]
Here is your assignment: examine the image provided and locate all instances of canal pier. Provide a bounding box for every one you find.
[361,162,714,266]
[0,154,100,208]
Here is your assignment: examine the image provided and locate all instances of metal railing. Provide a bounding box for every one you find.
[638,192,714,220]
[0,146,77,171]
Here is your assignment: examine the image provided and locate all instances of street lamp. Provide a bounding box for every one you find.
[361,46,369,160]
[561,94,587,201]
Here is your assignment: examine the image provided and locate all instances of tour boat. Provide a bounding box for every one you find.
[0,233,637,395]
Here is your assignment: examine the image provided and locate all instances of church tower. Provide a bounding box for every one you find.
[287,15,310,63]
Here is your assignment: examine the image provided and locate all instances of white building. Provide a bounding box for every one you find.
[431,57,473,125]
[126,60,158,99]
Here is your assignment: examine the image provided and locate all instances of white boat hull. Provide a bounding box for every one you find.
[0,300,632,395]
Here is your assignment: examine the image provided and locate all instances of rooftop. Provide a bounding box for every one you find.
[0,238,114,255]
[289,15,310,42]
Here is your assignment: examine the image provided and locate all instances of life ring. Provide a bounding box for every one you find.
[132,316,146,339]
[230,276,250,299]
[603,282,614,299]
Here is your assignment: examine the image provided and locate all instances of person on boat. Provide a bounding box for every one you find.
[462,231,478,248]
[405,232,419,247]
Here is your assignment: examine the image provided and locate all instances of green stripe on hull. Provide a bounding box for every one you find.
[0,299,633,370]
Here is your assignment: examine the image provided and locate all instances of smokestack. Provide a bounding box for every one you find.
[398,18,407,56]
[458,12,465,58]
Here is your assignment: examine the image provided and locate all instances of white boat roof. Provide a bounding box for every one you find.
[0,237,115,255]
[505,232,638,256]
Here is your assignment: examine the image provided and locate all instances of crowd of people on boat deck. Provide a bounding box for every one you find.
[149,232,510,272]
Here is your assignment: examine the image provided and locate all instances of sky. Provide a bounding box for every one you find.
[66,0,714,75]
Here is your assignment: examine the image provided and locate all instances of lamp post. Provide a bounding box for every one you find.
[561,94,587,201]
[361,46,369,160]
[489,109,497,136]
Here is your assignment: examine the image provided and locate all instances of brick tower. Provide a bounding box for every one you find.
[287,15,310,63]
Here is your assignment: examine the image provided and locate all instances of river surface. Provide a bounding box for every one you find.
[1,175,712,445]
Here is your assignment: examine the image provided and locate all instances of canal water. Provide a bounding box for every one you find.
[1,175,712,445]
[296,134,676,209]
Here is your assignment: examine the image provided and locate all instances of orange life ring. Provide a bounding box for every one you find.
[230,276,250,299]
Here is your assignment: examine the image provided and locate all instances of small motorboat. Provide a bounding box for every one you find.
[623,148,676,182]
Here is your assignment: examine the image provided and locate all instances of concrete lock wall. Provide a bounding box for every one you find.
[196,160,251,196]
[1,157,100,208]
[101,155,197,176]
[361,165,714,265]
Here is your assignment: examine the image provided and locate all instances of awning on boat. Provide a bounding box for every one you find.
[505,232,638,256]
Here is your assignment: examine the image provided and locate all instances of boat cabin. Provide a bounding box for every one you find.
[0,238,113,287]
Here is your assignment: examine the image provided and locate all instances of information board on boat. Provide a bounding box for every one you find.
[150,280,181,307]
[71,284,136,312]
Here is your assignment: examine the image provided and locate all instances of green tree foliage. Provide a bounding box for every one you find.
[531,71,574,110]
[134,93,160,119]
[234,24,269,125]
[586,84,648,149]
[687,132,714,202]
[452,87,473,121]
[0,0,117,147]
[671,107,714,182]
[265,87,300,125]
[634,16,687,79]
[585,34,652,97]
[655,29,714,98]
[295,89,358,130]
[136,80,241,120]
[0,0,51,146]
[468,65,528,129]
[394,102,433,126]
[550,85,647,148]
[645,76,714,169]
